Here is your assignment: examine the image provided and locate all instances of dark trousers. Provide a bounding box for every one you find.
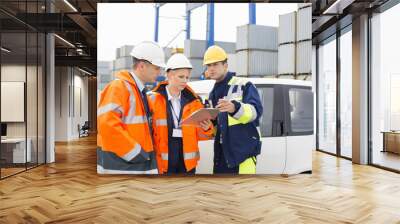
[167,162,196,174]
[213,141,239,174]
[167,136,195,174]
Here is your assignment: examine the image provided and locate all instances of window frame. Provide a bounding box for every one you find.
[284,85,314,136]
[255,84,286,138]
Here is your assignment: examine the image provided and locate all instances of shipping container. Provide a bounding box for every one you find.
[97,61,112,72]
[184,40,204,58]
[97,61,113,91]
[99,74,113,83]
[236,24,278,51]
[216,41,235,54]
[114,56,133,71]
[279,12,296,44]
[116,49,120,59]
[98,74,113,84]
[278,44,295,75]
[112,61,117,72]
[296,5,312,41]
[227,53,237,73]
[296,40,312,75]
[278,74,295,79]
[164,47,173,60]
[117,45,134,58]
[184,39,235,59]
[236,50,278,77]
[189,58,205,79]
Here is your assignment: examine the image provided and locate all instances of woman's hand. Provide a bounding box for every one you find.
[199,119,212,131]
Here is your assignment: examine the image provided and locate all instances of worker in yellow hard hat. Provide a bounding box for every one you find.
[203,45,263,174]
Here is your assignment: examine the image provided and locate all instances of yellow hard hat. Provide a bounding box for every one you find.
[203,45,227,65]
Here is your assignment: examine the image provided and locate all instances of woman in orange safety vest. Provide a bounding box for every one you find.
[148,54,213,174]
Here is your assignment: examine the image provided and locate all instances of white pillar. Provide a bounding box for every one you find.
[46,32,55,163]
[352,14,369,164]
[45,0,55,163]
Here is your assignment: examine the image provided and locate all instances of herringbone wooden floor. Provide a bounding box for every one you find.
[1,136,400,224]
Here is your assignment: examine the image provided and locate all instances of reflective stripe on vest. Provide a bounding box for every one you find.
[184,151,200,160]
[123,115,147,124]
[227,77,246,100]
[122,80,136,118]
[121,79,148,125]
[231,102,257,123]
[155,119,167,126]
[97,103,123,116]
[161,153,168,161]
[160,151,199,161]
[121,143,142,162]
[226,76,258,125]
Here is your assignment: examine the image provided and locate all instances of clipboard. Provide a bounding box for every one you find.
[181,108,219,126]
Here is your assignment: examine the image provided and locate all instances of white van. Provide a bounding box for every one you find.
[188,78,315,174]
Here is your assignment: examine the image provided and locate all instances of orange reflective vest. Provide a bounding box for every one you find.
[148,81,213,174]
[97,70,157,174]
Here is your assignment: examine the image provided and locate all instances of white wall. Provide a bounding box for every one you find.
[1,63,46,164]
[72,73,89,138]
[55,66,68,141]
[1,65,30,138]
[55,67,89,141]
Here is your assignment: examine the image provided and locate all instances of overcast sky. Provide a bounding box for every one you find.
[98,3,298,61]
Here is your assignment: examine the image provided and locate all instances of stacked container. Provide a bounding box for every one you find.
[277,3,312,79]
[112,45,174,78]
[236,24,278,77]
[278,12,296,77]
[113,45,133,74]
[97,61,113,91]
[296,4,312,77]
[184,39,235,80]
[227,53,237,73]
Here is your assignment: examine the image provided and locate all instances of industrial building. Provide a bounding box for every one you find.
[0,1,399,223]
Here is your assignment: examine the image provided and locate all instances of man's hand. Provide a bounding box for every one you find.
[216,99,235,113]
[199,119,212,131]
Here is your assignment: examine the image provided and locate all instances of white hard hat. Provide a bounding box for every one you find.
[130,41,166,68]
[166,53,192,71]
